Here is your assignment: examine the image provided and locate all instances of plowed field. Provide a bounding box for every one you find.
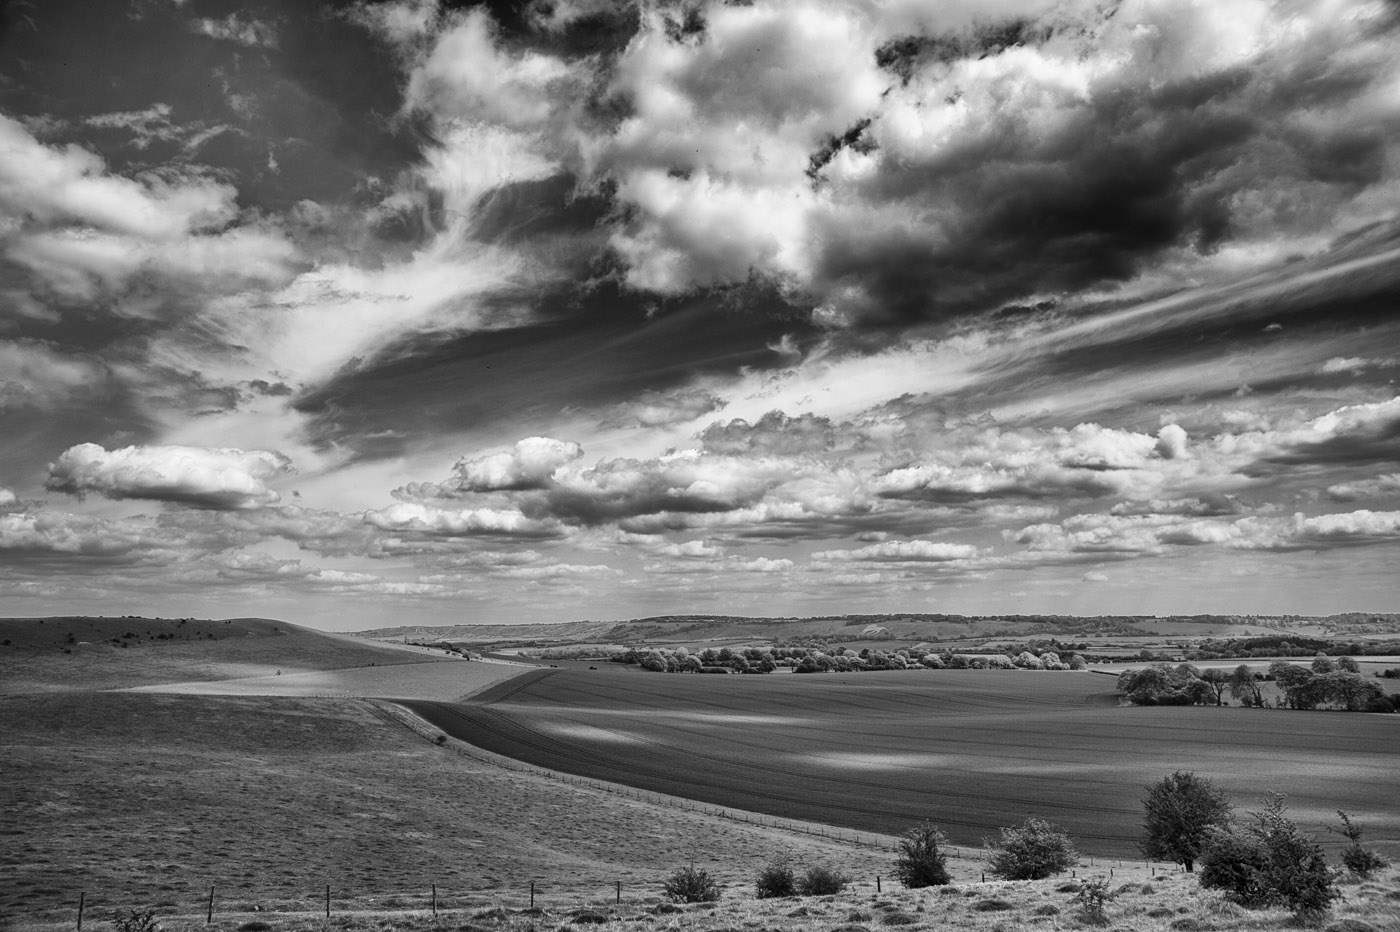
[402,669,1400,858]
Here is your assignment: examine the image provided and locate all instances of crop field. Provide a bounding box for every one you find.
[405,668,1400,859]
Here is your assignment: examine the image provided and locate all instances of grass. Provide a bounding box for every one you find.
[402,669,1400,857]
[1,691,885,924]
[0,617,448,694]
[8,866,1400,932]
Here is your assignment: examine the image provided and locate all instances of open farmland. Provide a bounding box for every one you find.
[405,668,1400,859]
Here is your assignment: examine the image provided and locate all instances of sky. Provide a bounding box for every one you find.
[1,0,1399,630]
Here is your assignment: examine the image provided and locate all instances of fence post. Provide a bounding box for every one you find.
[432,884,437,916]
[876,877,881,893]
[616,881,621,905]
[530,881,535,909]
[207,885,215,924]
[77,892,85,931]
[325,885,331,918]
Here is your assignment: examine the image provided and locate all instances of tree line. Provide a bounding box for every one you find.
[1117,654,1399,712]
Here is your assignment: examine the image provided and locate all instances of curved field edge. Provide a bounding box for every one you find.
[411,668,1400,858]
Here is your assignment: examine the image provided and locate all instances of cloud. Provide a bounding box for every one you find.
[362,502,563,539]
[1010,507,1400,558]
[46,443,293,510]
[699,410,837,455]
[0,341,110,412]
[1242,397,1400,471]
[1327,474,1400,502]
[606,387,724,429]
[193,14,279,48]
[812,539,980,563]
[401,437,585,497]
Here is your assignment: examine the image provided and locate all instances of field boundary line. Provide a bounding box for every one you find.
[367,698,966,860]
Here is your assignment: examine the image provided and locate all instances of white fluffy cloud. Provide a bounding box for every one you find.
[46,443,293,510]
[812,539,980,563]
[452,437,585,492]
[363,502,562,539]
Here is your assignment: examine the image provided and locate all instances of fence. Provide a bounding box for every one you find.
[53,858,1185,932]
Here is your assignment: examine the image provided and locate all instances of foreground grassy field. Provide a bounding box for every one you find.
[1,690,891,926]
[10,863,1400,932]
[406,668,1400,858]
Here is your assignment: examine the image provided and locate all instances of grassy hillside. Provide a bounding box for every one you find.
[2,690,893,926]
[0,616,445,694]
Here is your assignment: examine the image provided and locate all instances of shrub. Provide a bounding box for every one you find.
[1073,878,1115,924]
[755,857,797,898]
[799,864,848,896]
[987,818,1078,880]
[663,864,721,903]
[893,821,952,887]
[113,909,160,932]
[1200,794,1339,920]
[1333,811,1388,879]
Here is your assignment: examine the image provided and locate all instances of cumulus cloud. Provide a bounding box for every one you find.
[363,502,563,539]
[46,443,293,510]
[699,410,836,455]
[511,0,1400,326]
[1327,474,1400,502]
[0,114,297,311]
[401,437,584,498]
[812,539,980,563]
[1010,507,1400,558]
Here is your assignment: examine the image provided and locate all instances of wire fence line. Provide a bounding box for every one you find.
[51,859,1183,931]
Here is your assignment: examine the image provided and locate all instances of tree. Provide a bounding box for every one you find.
[893,821,952,887]
[1229,664,1262,707]
[1141,771,1233,872]
[1199,668,1230,705]
[987,818,1078,880]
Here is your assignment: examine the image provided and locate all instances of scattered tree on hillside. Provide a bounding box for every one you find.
[893,821,952,887]
[1140,771,1233,872]
[986,818,1078,880]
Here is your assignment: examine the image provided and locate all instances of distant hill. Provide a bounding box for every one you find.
[0,615,442,694]
[356,612,1400,650]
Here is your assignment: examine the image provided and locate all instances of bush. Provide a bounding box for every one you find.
[1073,878,1115,924]
[755,857,797,898]
[799,864,848,896]
[987,818,1078,880]
[1199,794,1339,920]
[663,864,721,903]
[893,821,952,887]
[1334,811,1388,879]
[113,910,159,932]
